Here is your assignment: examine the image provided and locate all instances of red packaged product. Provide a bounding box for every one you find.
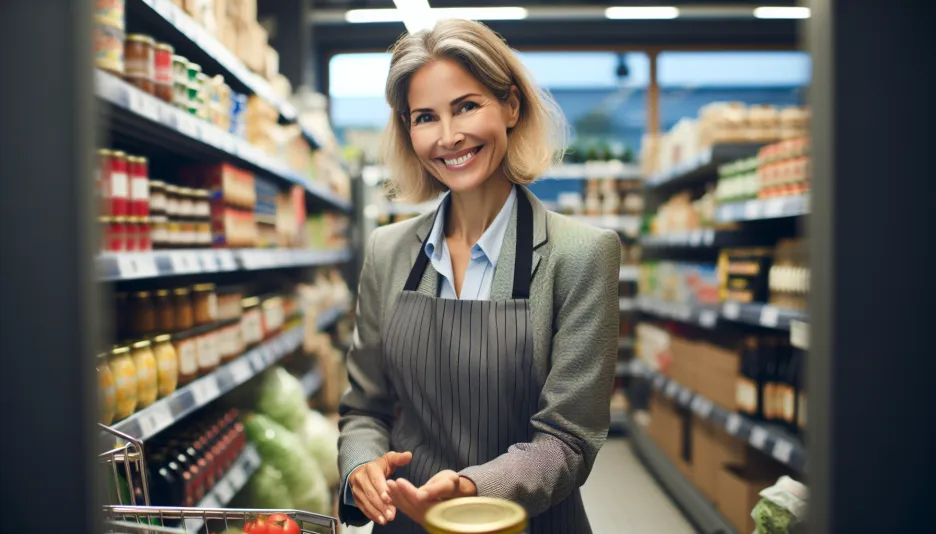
[128,156,150,216]
[108,151,130,216]
[125,217,138,252]
[108,216,128,251]
[138,217,152,251]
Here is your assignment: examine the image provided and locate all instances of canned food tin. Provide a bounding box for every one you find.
[125,34,156,95]
[128,155,149,217]
[108,150,130,216]
[95,0,125,30]
[154,43,174,102]
[424,497,528,534]
[93,17,124,76]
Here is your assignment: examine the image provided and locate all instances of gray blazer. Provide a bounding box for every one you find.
[338,186,620,525]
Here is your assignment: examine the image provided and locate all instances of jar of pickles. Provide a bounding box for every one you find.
[193,283,218,326]
[153,334,179,398]
[109,346,138,420]
[174,287,194,330]
[97,352,117,425]
[132,340,158,408]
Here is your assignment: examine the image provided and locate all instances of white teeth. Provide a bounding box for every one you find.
[444,149,477,166]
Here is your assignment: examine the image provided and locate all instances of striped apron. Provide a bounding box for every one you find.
[375,188,589,533]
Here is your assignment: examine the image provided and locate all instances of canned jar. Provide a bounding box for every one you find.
[193,189,211,218]
[93,17,125,76]
[240,297,263,347]
[195,329,220,375]
[154,42,174,102]
[151,215,169,249]
[109,346,138,420]
[149,180,166,215]
[153,334,179,398]
[164,185,180,218]
[173,287,194,331]
[172,330,198,386]
[108,151,130,216]
[193,283,218,326]
[125,216,139,252]
[97,352,117,425]
[196,221,212,247]
[109,216,128,252]
[95,0,125,30]
[217,287,244,320]
[124,34,156,95]
[128,156,149,216]
[131,290,156,337]
[131,340,158,409]
[424,497,528,534]
[177,188,195,219]
[154,289,175,333]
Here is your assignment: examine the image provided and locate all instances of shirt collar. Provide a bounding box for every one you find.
[424,186,517,266]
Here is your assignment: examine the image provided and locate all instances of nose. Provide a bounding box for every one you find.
[437,118,464,149]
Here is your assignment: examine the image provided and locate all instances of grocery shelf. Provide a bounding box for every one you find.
[632,360,806,473]
[720,301,807,331]
[97,248,352,281]
[619,338,634,351]
[790,320,809,350]
[629,421,739,534]
[640,229,717,248]
[569,214,641,236]
[637,297,720,329]
[619,265,639,282]
[715,195,810,223]
[96,70,351,212]
[299,368,324,398]
[111,324,305,441]
[619,297,636,312]
[645,143,764,189]
[132,0,299,127]
[541,162,642,180]
[187,443,262,532]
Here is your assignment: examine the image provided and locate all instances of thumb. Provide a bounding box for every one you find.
[383,451,413,473]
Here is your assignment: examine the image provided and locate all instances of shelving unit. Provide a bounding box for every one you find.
[720,301,808,331]
[645,143,764,189]
[569,214,641,236]
[619,265,639,282]
[637,297,720,329]
[640,229,717,248]
[187,443,262,532]
[716,195,810,223]
[300,368,324,399]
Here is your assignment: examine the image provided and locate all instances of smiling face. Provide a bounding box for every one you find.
[406,58,520,194]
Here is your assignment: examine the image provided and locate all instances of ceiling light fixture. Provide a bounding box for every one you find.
[753,6,811,19]
[604,6,680,20]
[346,5,527,31]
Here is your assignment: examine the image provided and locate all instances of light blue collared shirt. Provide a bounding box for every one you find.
[424,187,516,300]
[342,187,517,508]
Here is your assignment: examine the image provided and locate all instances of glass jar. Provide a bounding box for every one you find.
[132,340,158,408]
[131,291,156,337]
[193,189,211,218]
[124,34,156,95]
[97,352,117,425]
[154,42,174,102]
[195,329,220,375]
[165,185,180,218]
[178,187,195,219]
[154,289,175,333]
[153,334,179,398]
[240,297,263,347]
[109,346,138,420]
[192,283,217,326]
[168,220,182,248]
[173,331,198,386]
[149,180,166,215]
[217,324,239,364]
[216,286,244,320]
[197,221,212,247]
[424,497,528,534]
[151,215,169,249]
[173,287,194,331]
[261,296,284,337]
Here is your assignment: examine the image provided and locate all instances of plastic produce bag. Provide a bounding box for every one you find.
[296,410,340,486]
[751,476,808,534]
[256,367,309,431]
[244,414,331,514]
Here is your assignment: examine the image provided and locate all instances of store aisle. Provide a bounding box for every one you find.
[582,438,697,534]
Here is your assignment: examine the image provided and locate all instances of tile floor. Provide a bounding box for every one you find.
[342,438,696,534]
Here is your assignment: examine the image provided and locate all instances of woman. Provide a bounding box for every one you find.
[338,19,619,533]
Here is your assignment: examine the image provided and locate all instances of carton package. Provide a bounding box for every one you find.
[649,394,691,477]
[716,466,778,534]
[181,163,256,209]
[210,205,257,247]
[696,341,740,412]
[236,21,267,73]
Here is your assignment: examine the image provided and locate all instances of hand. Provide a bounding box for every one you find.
[386,470,478,525]
[349,451,413,526]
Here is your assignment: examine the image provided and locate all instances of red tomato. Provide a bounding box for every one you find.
[243,517,269,534]
[266,513,300,534]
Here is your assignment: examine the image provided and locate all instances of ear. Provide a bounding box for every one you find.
[505,86,521,128]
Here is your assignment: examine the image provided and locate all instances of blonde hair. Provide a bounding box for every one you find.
[381,19,568,203]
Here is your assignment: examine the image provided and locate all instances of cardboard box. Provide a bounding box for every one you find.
[695,341,740,412]
[649,394,692,476]
[670,336,701,393]
[181,163,256,209]
[691,418,718,502]
[716,467,777,534]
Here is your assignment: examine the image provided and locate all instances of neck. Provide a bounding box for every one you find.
[446,175,513,246]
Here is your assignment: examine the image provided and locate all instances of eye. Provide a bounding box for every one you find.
[413,113,434,125]
[457,101,479,114]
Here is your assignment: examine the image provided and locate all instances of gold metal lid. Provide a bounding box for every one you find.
[193,283,215,292]
[172,54,188,64]
[241,296,260,308]
[98,148,114,156]
[155,289,170,297]
[132,340,151,349]
[149,180,165,188]
[193,189,209,198]
[126,34,155,45]
[134,290,150,297]
[189,63,202,73]
[112,150,127,158]
[99,216,112,223]
[111,346,130,356]
[155,42,174,53]
[165,184,180,193]
[424,498,527,534]
[173,287,190,296]
[153,334,172,343]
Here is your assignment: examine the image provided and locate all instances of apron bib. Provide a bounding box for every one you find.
[374,188,590,533]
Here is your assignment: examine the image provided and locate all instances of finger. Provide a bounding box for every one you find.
[385,451,413,471]
[386,480,414,519]
[366,463,392,506]
[352,484,387,526]
[353,472,388,525]
[396,477,428,503]
[421,473,458,501]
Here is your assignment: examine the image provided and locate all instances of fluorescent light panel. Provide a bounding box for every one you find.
[346,6,528,25]
[605,6,680,20]
[753,6,811,19]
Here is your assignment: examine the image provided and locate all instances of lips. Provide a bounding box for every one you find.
[439,146,483,169]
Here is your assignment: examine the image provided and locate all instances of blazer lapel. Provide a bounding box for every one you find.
[412,207,440,297]
[490,186,548,300]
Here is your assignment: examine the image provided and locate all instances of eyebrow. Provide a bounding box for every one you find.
[410,93,482,116]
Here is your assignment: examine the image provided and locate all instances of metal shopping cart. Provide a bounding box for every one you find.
[99,424,338,534]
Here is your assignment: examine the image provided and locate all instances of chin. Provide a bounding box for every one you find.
[436,168,493,194]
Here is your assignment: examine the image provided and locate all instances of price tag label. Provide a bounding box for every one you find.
[213,479,234,504]
[723,301,741,320]
[175,112,201,140]
[227,465,247,490]
[726,413,743,435]
[200,494,220,509]
[136,403,172,438]
[169,251,192,274]
[760,305,780,328]
[790,320,809,350]
[749,426,769,450]
[699,309,718,328]
[230,360,252,384]
[744,201,762,220]
[653,375,666,390]
[772,439,794,465]
[703,229,715,245]
[239,250,256,269]
[692,397,714,418]
[665,381,679,398]
[199,251,219,272]
[678,388,693,406]
[191,376,220,406]
[151,0,174,20]
[765,198,785,218]
[675,304,692,321]
[214,249,236,270]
